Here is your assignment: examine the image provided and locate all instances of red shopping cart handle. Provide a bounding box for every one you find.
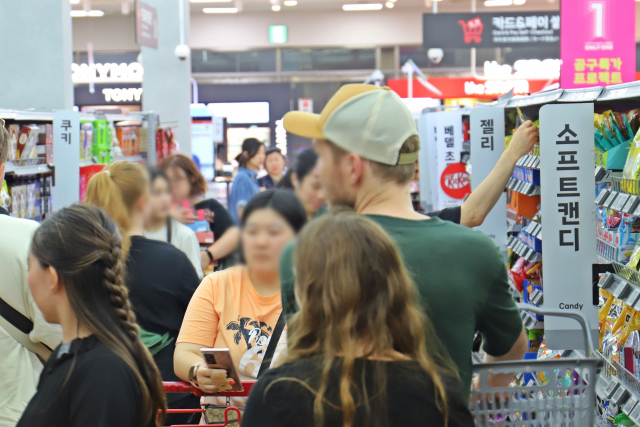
[163,381,255,397]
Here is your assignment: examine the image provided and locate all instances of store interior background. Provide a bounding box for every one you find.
[6,0,640,168]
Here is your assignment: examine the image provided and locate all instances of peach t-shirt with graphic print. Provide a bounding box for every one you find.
[177,266,287,386]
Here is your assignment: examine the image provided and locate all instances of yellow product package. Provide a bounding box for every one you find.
[627,246,640,273]
[618,309,640,345]
[600,290,614,346]
[623,127,640,179]
[604,298,624,338]
[613,305,635,337]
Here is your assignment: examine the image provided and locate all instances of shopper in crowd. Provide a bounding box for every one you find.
[161,154,240,270]
[228,138,266,224]
[430,120,539,226]
[85,161,201,423]
[144,166,203,278]
[18,205,166,427]
[174,190,307,413]
[281,84,527,397]
[0,122,62,427]
[243,211,474,427]
[278,148,327,220]
[258,147,286,189]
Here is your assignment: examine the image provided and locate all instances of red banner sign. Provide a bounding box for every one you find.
[387,78,558,99]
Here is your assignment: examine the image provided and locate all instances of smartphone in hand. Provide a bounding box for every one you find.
[200,348,244,392]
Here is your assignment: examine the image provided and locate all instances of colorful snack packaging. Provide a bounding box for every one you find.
[623,127,640,179]
[626,245,640,272]
[607,209,622,229]
[627,109,640,134]
[600,289,614,346]
[619,310,640,346]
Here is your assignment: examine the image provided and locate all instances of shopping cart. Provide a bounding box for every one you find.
[470,303,603,427]
[162,381,255,427]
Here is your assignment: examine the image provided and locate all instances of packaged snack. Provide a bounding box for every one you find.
[622,127,640,179]
[627,109,640,134]
[624,330,640,376]
[626,245,640,272]
[604,299,625,337]
[607,209,622,229]
[8,125,19,161]
[17,125,39,160]
[619,310,640,347]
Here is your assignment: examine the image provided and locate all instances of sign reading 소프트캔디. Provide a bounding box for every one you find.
[423,12,560,49]
[540,103,597,350]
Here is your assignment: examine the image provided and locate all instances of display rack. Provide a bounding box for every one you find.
[1,109,162,221]
[462,80,640,425]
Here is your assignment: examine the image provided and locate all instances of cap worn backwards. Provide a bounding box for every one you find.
[283,84,419,166]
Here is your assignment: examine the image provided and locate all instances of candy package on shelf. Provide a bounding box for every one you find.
[623,126,640,180]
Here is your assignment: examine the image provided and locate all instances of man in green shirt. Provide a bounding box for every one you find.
[280,84,527,396]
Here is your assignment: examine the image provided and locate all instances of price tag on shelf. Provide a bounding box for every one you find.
[611,193,631,212]
[624,195,640,214]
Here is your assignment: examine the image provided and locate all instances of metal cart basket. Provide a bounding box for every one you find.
[469,303,603,427]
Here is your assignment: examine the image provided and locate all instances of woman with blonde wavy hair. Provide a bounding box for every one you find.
[242,210,474,427]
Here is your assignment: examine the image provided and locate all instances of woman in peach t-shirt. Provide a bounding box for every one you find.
[174,190,307,407]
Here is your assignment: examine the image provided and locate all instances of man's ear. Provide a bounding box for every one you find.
[347,153,364,186]
[291,173,299,189]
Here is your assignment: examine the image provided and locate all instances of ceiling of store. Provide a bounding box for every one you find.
[77,0,559,15]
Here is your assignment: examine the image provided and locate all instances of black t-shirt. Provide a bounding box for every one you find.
[427,206,462,224]
[126,236,200,404]
[17,335,154,427]
[242,357,474,427]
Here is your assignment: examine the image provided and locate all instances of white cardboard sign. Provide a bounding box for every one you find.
[470,106,507,251]
[52,110,80,210]
[434,110,463,211]
[540,103,597,350]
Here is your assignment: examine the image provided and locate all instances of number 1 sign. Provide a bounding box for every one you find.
[560,0,635,89]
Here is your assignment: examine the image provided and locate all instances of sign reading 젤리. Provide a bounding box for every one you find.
[423,12,560,49]
[560,0,635,89]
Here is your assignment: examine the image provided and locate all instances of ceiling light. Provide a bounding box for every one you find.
[70,10,104,17]
[283,0,297,5]
[513,0,526,4]
[203,7,239,12]
[343,3,383,11]
[484,0,512,5]
[191,0,232,2]
[385,1,394,6]
[70,0,80,4]
[272,4,281,10]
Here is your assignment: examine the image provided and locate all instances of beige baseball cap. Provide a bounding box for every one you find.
[283,84,419,165]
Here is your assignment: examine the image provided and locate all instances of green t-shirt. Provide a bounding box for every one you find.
[280,215,523,398]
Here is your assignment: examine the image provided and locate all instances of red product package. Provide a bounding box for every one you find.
[607,210,622,229]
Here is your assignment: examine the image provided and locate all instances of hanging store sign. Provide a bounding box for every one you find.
[387,78,557,100]
[539,103,597,350]
[72,62,144,84]
[136,0,158,49]
[435,110,465,210]
[560,0,635,89]
[52,111,80,210]
[423,12,560,49]
[470,106,507,251]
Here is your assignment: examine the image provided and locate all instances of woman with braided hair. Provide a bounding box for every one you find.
[85,161,202,423]
[17,204,166,427]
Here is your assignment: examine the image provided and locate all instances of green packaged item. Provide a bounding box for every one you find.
[622,127,640,179]
[614,412,634,426]
[627,245,640,272]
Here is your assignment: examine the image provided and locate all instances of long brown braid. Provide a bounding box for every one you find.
[31,204,166,426]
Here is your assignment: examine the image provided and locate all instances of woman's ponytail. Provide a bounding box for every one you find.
[85,162,149,256]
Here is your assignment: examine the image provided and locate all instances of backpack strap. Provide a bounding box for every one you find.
[0,296,52,362]
[257,312,285,378]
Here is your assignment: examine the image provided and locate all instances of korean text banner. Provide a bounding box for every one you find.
[561,0,635,89]
[423,12,560,49]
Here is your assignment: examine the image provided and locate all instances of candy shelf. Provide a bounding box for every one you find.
[507,235,542,262]
[5,160,52,176]
[506,177,541,196]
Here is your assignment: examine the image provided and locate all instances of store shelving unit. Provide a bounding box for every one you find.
[2,109,161,221]
[465,81,640,424]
